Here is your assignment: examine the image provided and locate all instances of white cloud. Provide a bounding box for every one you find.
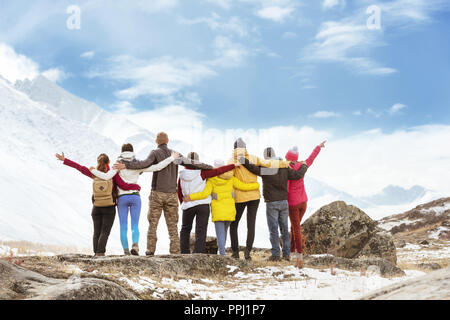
[0,43,39,83]
[88,36,250,100]
[111,101,137,114]
[366,108,382,118]
[353,110,362,116]
[81,51,95,59]
[301,20,397,75]
[309,111,341,118]
[389,103,407,115]
[256,6,294,22]
[322,0,345,10]
[42,68,68,83]
[179,13,249,38]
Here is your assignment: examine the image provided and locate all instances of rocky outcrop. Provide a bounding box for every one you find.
[302,201,397,264]
[0,260,138,300]
[361,267,450,300]
[190,235,218,254]
[304,254,405,277]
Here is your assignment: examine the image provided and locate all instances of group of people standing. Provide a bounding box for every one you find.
[56,132,325,268]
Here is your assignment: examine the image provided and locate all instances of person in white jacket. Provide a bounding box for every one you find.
[90,143,179,255]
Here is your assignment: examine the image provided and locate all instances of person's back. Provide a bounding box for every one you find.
[149,143,178,193]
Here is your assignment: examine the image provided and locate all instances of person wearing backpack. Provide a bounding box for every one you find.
[183,160,260,256]
[89,143,180,256]
[55,152,140,256]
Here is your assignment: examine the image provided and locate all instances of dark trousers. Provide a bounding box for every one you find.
[91,206,116,254]
[230,199,260,252]
[180,204,210,254]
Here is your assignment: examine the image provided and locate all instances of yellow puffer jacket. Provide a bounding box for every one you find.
[189,170,260,222]
[228,148,291,203]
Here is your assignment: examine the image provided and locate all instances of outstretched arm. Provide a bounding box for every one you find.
[232,177,260,191]
[305,142,325,167]
[201,164,236,180]
[122,150,157,170]
[287,164,308,181]
[57,152,94,179]
[141,155,175,173]
[113,175,141,191]
[241,158,262,176]
[186,180,213,201]
[90,168,117,180]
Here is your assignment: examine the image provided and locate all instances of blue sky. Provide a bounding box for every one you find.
[1,0,449,138]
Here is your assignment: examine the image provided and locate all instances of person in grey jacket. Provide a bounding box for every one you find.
[113,132,212,256]
[240,147,308,261]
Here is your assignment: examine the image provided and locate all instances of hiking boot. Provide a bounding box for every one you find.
[124,249,131,256]
[266,255,281,262]
[244,249,252,261]
[282,255,290,262]
[131,243,139,256]
[146,251,155,256]
[231,251,240,259]
[95,253,105,257]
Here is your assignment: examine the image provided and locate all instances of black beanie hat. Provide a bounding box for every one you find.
[234,138,246,149]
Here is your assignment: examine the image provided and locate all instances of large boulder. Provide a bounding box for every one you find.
[302,201,397,264]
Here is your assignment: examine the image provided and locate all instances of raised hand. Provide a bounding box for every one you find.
[55,152,65,162]
[113,162,126,171]
[89,166,95,171]
[319,141,327,148]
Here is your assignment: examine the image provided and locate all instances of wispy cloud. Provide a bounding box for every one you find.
[81,51,95,59]
[179,13,249,38]
[309,111,341,118]
[87,36,250,100]
[256,6,295,22]
[137,0,179,13]
[322,0,346,10]
[389,103,407,115]
[42,68,69,83]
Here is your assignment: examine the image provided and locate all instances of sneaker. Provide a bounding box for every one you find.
[146,251,155,256]
[266,255,281,262]
[95,253,105,257]
[244,249,252,261]
[131,243,139,256]
[282,255,290,261]
[124,249,131,256]
[231,251,240,259]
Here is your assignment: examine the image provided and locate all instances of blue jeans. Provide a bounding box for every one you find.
[117,194,142,250]
[215,221,231,256]
[266,200,290,258]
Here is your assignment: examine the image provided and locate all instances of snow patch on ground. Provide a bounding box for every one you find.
[378,219,422,231]
[421,203,450,215]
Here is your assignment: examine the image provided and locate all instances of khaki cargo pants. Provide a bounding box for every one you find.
[146,191,180,254]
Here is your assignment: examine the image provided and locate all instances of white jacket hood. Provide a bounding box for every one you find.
[118,151,136,162]
[179,169,202,182]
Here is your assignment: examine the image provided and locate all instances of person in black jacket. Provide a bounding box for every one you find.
[240,147,308,261]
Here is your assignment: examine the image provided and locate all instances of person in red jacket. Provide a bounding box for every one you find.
[285,141,326,268]
[177,152,237,254]
[56,152,141,256]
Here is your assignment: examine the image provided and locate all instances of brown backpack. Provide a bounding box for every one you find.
[92,178,115,207]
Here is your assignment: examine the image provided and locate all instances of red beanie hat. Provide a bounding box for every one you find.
[285,146,299,162]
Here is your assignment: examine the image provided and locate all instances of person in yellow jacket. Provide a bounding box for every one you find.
[184,160,260,256]
[228,138,291,260]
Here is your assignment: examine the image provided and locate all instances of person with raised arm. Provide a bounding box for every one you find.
[90,143,180,256]
[286,141,326,268]
[113,132,213,256]
[240,147,308,262]
[55,152,140,257]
